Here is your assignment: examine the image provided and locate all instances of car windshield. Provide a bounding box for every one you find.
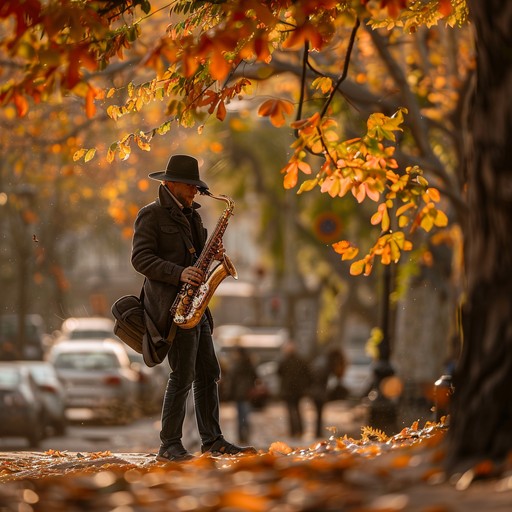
[0,368,21,387]
[54,352,120,370]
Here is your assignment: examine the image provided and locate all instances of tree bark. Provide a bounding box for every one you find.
[447,0,512,471]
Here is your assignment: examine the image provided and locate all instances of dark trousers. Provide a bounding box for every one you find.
[235,400,251,443]
[285,397,304,437]
[313,398,325,438]
[160,316,222,449]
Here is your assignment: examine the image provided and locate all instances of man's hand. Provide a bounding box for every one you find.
[180,266,204,286]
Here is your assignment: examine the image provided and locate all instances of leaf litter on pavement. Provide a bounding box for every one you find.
[1,419,512,511]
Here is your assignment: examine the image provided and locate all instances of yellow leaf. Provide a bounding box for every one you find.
[107,147,116,163]
[389,240,401,262]
[382,206,390,231]
[417,175,428,187]
[297,179,318,194]
[426,187,441,202]
[434,209,448,227]
[312,76,333,94]
[398,215,409,228]
[73,149,86,161]
[84,148,96,162]
[350,259,366,276]
[420,213,434,232]
[136,138,151,151]
[396,202,415,216]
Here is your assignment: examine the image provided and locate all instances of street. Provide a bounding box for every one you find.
[0,400,369,454]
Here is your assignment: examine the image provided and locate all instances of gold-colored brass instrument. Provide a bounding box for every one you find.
[170,192,238,328]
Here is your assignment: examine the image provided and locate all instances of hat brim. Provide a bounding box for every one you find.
[148,171,208,190]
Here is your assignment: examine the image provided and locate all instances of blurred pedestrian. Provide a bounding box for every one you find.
[228,346,258,444]
[310,347,347,438]
[131,154,256,462]
[277,341,311,439]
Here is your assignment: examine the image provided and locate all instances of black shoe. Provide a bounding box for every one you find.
[201,437,257,456]
[156,444,195,462]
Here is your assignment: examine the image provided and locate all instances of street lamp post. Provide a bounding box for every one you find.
[367,263,399,434]
[10,184,37,360]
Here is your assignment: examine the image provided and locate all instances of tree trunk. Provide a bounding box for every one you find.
[447,0,512,471]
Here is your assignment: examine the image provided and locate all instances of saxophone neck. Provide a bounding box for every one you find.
[201,190,235,212]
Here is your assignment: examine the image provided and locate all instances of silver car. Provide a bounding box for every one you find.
[18,361,68,436]
[48,339,140,424]
[0,362,46,447]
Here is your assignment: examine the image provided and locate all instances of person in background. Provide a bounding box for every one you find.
[310,347,347,438]
[277,341,311,439]
[228,346,258,444]
[131,154,256,462]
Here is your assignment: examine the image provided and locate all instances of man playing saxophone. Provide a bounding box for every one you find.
[131,154,256,462]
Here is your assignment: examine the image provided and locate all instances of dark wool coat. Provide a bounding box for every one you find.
[131,184,210,344]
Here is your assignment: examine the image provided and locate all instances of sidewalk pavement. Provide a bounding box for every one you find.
[186,399,370,452]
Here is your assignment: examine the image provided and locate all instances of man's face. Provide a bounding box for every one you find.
[166,181,198,207]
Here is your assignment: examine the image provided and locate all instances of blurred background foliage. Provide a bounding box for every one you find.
[0,1,471,410]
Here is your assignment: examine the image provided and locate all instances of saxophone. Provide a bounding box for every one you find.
[170,191,238,329]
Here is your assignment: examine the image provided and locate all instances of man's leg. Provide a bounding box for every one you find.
[193,317,222,445]
[194,318,257,455]
[159,325,200,455]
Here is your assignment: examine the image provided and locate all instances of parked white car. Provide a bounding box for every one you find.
[57,317,115,342]
[47,339,140,424]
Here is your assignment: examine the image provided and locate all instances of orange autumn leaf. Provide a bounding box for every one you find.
[282,161,299,189]
[13,91,29,117]
[85,86,96,118]
[258,99,294,127]
[282,22,323,50]
[268,441,293,455]
[216,100,226,121]
[350,258,367,276]
[381,0,407,19]
[333,240,359,261]
[209,50,231,81]
[438,0,452,16]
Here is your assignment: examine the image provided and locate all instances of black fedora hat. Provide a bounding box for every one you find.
[148,154,209,190]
